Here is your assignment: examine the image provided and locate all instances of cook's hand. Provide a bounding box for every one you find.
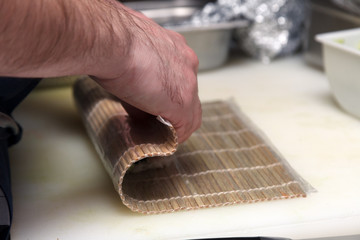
[91,3,202,143]
[0,0,201,142]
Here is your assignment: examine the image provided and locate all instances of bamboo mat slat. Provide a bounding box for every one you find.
[73,77,311,214]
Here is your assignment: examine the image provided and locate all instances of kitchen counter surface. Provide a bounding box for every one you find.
[9,55,360,239]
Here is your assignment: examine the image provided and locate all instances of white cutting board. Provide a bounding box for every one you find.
[9,56,360,239]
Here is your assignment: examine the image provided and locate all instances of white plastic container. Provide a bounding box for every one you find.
[316,28,360,118]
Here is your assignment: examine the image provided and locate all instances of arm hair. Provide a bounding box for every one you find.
[0,0,133,77]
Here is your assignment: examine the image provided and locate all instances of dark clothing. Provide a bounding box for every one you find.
[0,77,41,240]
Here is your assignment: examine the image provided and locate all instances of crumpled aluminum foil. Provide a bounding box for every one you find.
[188,0,307,63]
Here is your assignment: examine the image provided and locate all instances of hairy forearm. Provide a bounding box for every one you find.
[0,0,132,77]
[0,0,201,143]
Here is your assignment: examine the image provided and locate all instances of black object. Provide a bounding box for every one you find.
[0,77,41,240]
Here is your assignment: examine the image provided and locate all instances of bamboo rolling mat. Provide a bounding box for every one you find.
[73,77,311,214]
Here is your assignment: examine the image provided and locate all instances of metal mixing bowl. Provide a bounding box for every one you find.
[139,6,248,70]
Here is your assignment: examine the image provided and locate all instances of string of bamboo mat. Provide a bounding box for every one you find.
[74,77,310,214]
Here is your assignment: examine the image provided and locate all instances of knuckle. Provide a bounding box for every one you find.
[187,47,199,67]
[170,30,186,43]
[176,32,187,42]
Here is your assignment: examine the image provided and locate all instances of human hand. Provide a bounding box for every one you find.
[90,3,202,143]
[0,0,201,143]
